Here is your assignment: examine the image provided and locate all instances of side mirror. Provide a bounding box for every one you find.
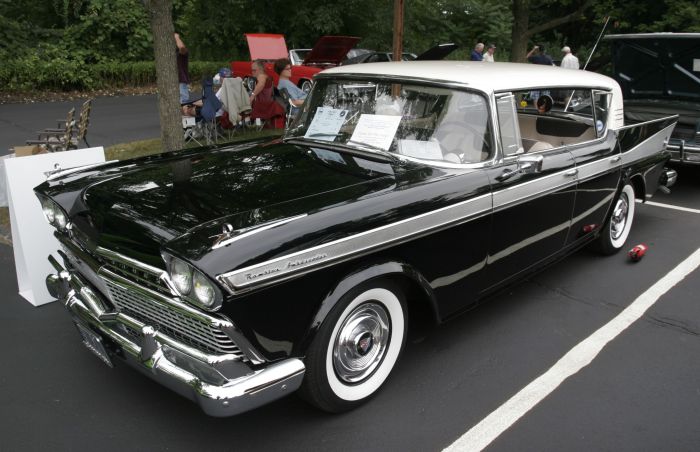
[518,154,543,174]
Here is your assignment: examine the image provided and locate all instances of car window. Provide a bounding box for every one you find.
[286,79,493,164]
[593,90,611,137]
[511,88,599,150]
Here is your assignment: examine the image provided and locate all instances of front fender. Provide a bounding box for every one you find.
[299,260,438,352]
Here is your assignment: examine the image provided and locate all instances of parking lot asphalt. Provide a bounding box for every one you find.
[1,165,699,452]
[0,95,160,156]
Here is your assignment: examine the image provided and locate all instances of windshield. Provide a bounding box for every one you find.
[286,78,494,164]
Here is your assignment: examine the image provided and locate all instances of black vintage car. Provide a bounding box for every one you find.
[37,61,678,417]
[605,33,700,164]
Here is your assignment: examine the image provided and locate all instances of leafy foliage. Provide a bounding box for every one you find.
[0,0,698,91]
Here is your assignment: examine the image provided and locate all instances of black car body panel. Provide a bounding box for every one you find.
[36,61,678,416]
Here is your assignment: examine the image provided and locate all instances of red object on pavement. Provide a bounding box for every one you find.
[582,224,597,233]
[628,243,648,262]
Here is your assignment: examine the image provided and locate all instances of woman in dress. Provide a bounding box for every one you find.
[249,60,285,128]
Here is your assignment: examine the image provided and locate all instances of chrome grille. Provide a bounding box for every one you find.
[99,255,172,297]
[104,279,244,359]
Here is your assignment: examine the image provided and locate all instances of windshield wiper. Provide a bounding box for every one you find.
[286,137,397,163]
[346,139,393,156]
[306,133,342,138]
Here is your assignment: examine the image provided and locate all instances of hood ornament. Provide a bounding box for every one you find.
[210,214,308,250]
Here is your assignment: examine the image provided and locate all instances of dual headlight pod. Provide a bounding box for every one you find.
[167,256,220,310]
[39,196,69,231]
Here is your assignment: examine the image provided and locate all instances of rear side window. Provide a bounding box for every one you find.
[593,91,611,137]
[496,94,523,156]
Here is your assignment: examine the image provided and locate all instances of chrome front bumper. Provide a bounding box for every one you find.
[668,138,700,164]
[46,256,305,417]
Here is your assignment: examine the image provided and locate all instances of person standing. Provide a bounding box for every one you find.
[526,45,554,65]
[175,32,190,103]
[483,44,496,62]
[561,46,580,69]
[470,43,484,61]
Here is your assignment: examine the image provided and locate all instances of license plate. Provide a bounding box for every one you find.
[75,322,113,368]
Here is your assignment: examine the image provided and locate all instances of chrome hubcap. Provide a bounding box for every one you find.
[333,302,390,383]
[610,193,629,240]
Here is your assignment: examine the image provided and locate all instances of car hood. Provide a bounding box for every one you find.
[38,140,418,267]
[246,33,288,60]
[303,36,361,66]
[605,33,700,103]
[415,43,459,61]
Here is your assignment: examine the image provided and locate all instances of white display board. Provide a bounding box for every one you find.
[3,147,107,306]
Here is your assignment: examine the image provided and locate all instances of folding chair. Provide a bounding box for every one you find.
[199,76,223,144]
[278,88,297,130]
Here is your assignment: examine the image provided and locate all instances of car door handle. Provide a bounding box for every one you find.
[564,169,578,177]
[610,155,621,163]
[496,169,518,182]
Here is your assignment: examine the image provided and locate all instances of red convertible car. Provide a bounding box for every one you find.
[231,34,360,93]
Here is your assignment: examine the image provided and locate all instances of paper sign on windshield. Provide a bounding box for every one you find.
[349,114,402,151]
[304,107,348,141]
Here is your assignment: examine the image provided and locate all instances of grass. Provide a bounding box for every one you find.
[0,128,284,246]
[0,206,10,246]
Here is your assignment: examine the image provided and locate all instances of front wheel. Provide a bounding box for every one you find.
[300,281,407,413]
[595,182,636,255]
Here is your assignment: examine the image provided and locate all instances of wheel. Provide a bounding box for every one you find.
[300,79,313,94]
[595,182,635,255]
[300,281,407,413]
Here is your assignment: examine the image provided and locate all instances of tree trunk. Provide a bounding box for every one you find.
[143,0,184,152]
[511,0,593,63]
[510,0,530,63]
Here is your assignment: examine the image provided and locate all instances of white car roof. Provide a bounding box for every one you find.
[320,61,620,93]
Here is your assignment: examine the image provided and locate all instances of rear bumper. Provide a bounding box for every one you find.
[668,138,700,164]
[46,256,305,417]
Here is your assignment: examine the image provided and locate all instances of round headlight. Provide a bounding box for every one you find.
[193,271,215,308]
[54,208,67,230]
[40,198,55,224]
[170,258,192,295]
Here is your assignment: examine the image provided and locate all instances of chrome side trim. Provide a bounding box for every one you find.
[576,154,621,183]
[621,123,676,166]
[218,193,493,292]
[616,114,678,131]
[211,214,308,250]
[492,169,577,212]
[45,161,114,181]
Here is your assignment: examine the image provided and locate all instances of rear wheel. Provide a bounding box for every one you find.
[595,182,635,255]
[300,281,407,413]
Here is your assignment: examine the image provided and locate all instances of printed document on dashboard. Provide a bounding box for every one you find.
[349,114,402,151]
[304,107,348,141]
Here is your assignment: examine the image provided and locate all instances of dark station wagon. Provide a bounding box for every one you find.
[38,61,678,416]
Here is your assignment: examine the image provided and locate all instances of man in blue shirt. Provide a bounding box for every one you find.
[470,43,484,61]
[526,45,554,66]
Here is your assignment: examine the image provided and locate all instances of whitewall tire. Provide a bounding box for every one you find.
[300,281,407,412]
[595,182,635,255]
